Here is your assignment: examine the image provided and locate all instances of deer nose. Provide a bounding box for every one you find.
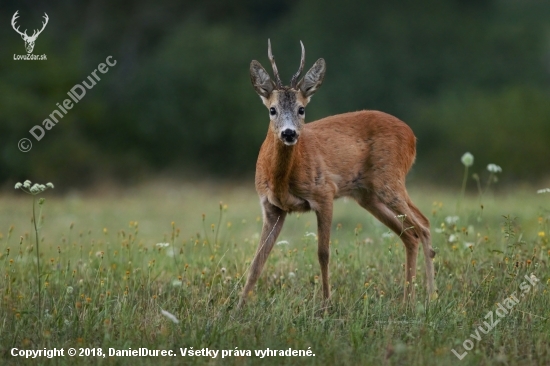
[281,129,297,143]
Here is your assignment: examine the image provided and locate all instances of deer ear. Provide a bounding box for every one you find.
[250,60,275,99]
[298,58,326,98]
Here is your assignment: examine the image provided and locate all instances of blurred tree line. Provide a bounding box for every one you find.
[1,0,549,188]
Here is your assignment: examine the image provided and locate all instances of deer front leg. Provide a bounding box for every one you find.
[238,199,287,308]
[316,202,333,301]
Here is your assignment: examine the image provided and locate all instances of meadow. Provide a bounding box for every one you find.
[0,173,548,365]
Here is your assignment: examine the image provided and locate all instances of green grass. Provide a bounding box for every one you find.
[0,180,548,365]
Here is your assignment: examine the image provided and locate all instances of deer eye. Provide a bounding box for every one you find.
[298,107,305,115]
[269,107,277,116]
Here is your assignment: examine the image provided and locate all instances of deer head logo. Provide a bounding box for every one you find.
[11,11,49,54]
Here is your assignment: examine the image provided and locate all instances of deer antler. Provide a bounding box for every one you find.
[30,13,49,39]
[267,39,283,89]
[11,11,28,38]
[11,11,49,40]
[290,41,305,89]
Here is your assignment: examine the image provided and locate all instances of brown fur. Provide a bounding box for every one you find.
[239,110,436,307]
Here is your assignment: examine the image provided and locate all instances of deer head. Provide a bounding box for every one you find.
[11,11,49,54]
[250,40,326,146]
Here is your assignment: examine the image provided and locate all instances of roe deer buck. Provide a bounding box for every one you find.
[238,40,436,308]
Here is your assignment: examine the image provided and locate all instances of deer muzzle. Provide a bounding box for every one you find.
[281,128,298,145]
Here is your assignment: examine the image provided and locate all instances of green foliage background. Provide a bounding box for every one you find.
[1,0,549,187]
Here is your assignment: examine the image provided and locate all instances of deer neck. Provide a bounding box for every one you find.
[267,132,303,198]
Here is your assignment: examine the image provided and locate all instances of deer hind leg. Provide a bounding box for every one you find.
[356,192,422,302]
[238,199,287,308]
[406,200,436,298]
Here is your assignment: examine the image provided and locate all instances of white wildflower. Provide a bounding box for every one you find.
[382,231,394,239]
[16,180,54,195]
[464,242,474,249]
[288,272,296,278]
[537,188,550,194]
[276,240,289,245]
[160,309,179,324]
[66,286,74,294]
[487,164,502,173]
[221,267,226,274]
[448,234,457,243]
[445,216,459,224]
[461,152,474,167]
[434,228,445,234]
[156,242,170,248]
[171,280,183,287]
